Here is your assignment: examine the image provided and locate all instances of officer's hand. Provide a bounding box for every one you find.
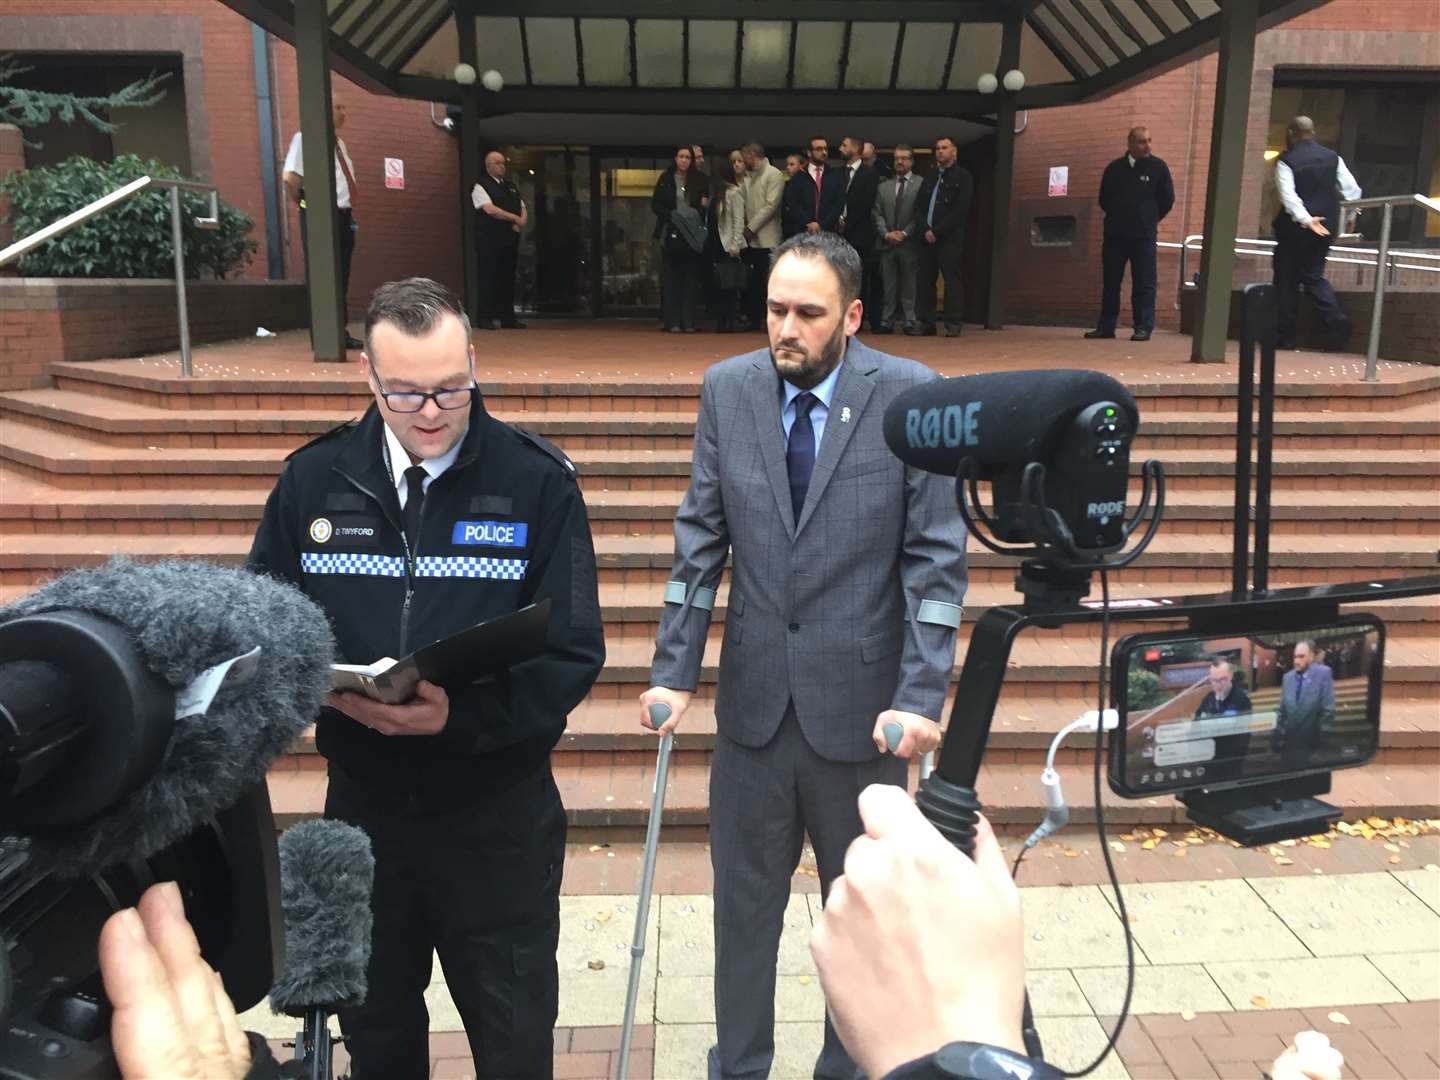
[100,882,253,1080]
[1271,1032,1344,1080]
[1307,217,1331,237]
[326,679,450,736]
[924,229,937,244]
[873,709,940,759]
[811,789,1025,1080]
[638,686,690,736]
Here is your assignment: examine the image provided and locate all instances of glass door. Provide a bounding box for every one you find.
[597,153,670,315]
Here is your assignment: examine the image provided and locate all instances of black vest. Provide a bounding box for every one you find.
[477,172,523,237]
[1275,139,1340,232]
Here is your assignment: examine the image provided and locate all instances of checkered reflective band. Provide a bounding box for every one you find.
[414,556,528,580]
[301,552,406,577]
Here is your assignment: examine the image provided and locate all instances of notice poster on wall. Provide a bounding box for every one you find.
[385,158,405,190]
[1048,165,1069,197]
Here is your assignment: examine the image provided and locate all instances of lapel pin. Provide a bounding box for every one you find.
[839,406,851,424]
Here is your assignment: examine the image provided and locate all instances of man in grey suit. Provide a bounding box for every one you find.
[1275,640,1335,770]
[872,144,921,334]
[641,231,968,1080]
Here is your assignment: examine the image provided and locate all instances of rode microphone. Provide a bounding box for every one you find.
[270,819,374,1080]
[0,558,334,1079]
[883,370,1145,558]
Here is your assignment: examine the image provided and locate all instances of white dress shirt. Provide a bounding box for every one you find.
[1275,156,1362,227]
[471,183,527,215]
[282,131,354,209]
[383,421,467,509]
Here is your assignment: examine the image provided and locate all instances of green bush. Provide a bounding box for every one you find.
[0,154,256,278]
[1127,668,1166,712]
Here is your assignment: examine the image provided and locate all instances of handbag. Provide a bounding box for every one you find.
[715,256,746,291]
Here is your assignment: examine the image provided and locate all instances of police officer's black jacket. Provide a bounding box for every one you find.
[247,397,605,803]
[1098,154,1175,239]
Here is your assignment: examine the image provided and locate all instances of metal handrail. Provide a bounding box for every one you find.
[0,175,221,377]
[1169,193,1440,382]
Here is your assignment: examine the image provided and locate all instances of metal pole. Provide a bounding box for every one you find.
[984,15,1023,331]
[1232,284,1256,601]
[1253,284,1276,593]
[170,185,193,378]
[1365,202,1392,382]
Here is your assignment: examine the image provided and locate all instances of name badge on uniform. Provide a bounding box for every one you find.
[452,520,529,547]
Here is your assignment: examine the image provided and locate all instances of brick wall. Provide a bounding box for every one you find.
[0,279,308,388]
[0,124,25,254]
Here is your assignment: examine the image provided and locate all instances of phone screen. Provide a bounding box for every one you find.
[1109,618,1384,797]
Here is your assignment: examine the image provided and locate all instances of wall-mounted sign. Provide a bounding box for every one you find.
[384,157,405,190]
[1048,165,1069,197]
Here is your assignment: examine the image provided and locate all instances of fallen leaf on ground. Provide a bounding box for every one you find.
[1251,996,1270,1009]
[594,911,612,924]
[799,975,811,986]
[588,845,605,852]
[1142,839,1158,850]
[1268,846,1285,856]
[1389,855,1402,864]
[1185,837,1204,845]
[1384,843,1400,853]
[1308,839,1331,849]
[1181,1010,1197,1022]
[1110,841,1126,853]
[1275,857,1294,866]
[588,960,606,971]
[1174,847,1188,857]
[1064,850,1080,858]
[1327,1011,1350,1025]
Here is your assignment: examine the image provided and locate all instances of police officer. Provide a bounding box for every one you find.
[1085,126,1174,343]
[247,277,605,1079]
[472,150,528,330]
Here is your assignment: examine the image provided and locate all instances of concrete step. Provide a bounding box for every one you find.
[46,357,1440,416]
[4,468,1436,541]
[265,756,1440,833]
[6,388,1438,453]
[3,419,1436,494]
[3,530,1436,588]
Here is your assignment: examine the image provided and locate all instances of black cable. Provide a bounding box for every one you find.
[1060,565,1136,1078]
[1011,842,1028,879]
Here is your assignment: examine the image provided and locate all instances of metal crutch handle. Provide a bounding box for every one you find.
[617,702,674,1079]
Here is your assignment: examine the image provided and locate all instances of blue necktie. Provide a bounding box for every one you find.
[787,392,818,522]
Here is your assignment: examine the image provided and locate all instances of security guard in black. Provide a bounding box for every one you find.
[1088,126,1174,341]
[247,279,605,1079]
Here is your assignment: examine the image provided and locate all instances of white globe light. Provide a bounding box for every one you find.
[453,62,477,85]
[976,72,999,95]
[481,69,504,93]
[1002,68,1026,92]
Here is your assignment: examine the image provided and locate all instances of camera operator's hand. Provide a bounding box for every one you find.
[100,882,252,1080]
[638,686,691,735]
[872,709,940,759]
[811,786,1025,1080]
[327,679,450,736]
[1271,1031,1345,1080]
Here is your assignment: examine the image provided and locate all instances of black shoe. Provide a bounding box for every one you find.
[667,326,682,334]
[501,320,527,329]
[487,318,503,330]
[1130,330,1151,342]
[345,335,364,350]
[873,325,894,335]
[683,327,699,334]
[1275,339,1296,350]
[905,325,936,336]
[1084,329,1116,339]
[944,324,963,338]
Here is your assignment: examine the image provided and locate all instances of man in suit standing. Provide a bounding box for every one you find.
[837,136,881,335]
[1085,126,1174,343]
[740,142,785,332]
[872,145,922,334]
[782,136,847,240]
[641,231,967,1080]
[1272,115,1363,350]
[1275,640,1335,770]
[910,136,974,338]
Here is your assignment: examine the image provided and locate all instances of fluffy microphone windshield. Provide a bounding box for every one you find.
[270,819,375,1015]
[0,558,334,876]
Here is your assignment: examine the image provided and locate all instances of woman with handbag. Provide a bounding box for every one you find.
[713,150,749,333]
[651,146,708,333]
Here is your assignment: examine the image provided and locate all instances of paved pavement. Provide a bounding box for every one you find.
[245,832,1439,1078]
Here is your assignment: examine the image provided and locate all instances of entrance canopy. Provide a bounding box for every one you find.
[228,0,1324,117]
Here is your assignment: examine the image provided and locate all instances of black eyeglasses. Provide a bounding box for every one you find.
[371,377,476,414]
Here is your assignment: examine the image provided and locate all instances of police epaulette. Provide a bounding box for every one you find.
[513,426,578,479]
[285,419,358,461]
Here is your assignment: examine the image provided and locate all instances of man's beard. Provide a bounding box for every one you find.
[770,319,847,389]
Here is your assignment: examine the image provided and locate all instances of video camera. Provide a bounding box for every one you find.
[0,560,335,1079]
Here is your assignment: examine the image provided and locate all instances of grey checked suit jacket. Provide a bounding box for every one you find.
[650,339,968,763]
[872,174,922,246]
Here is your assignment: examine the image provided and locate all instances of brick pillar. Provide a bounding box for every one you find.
[0,123,26,261]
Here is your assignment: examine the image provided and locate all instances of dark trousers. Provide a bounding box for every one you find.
[298,207,355,331]
[1273,223,1349,345]
[478,231,520,325]
[742,248,771,326]
[851,243,882,331]
[1096,234,1157,334]
[709,706,907,1080]
[325,765,566,1080]
[661,248,700,330]
[915,235,964,331]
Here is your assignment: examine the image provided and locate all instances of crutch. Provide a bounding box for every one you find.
[617,702,674,1080]
[883,720,936,786]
